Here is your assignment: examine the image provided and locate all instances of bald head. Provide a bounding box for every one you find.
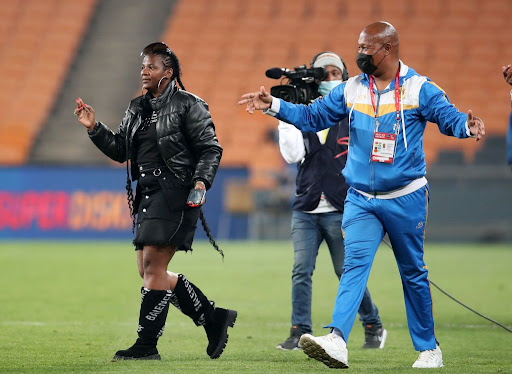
[360,21,399,57]
[356,21,400,78]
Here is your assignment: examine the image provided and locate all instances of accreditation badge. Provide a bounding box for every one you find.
[371,132,396,163]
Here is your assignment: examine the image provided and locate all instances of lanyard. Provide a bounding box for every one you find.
[369,68,401,128]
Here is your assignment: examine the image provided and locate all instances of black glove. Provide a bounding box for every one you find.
[186,186,206,207]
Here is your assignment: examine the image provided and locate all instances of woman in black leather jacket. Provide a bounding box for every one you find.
[75,42,236,361]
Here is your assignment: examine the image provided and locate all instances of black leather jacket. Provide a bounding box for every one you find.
[88,81,222,189]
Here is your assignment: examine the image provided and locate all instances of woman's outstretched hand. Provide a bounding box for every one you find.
[74,97,96,130]
[238,86,273,114]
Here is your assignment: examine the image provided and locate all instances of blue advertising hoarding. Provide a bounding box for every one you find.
[0,166,248,240]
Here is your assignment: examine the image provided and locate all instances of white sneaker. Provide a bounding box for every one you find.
[412,345,444,368]
[299,333,348,369]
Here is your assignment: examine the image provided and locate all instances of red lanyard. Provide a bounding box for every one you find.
[369,68,401,125]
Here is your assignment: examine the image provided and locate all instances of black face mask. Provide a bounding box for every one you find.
[356,45,385,75]
[356,53,377,75]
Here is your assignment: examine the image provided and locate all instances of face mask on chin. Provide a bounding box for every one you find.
[318,80,342,96]
[356,44,386,75]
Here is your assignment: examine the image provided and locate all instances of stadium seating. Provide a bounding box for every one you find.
[155,0,512,183]
[3,0,512,174]
[0,0,96,164]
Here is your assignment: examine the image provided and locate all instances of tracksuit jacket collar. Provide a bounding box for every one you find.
[359,60,412,150]
[360,60,410,92]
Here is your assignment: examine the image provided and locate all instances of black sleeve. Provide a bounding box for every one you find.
[183,100,223,190]
[88,106,134,163]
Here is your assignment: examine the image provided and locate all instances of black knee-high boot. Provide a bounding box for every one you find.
[172,273,237,359]
[172,273,214,326]
[112,288,172,361]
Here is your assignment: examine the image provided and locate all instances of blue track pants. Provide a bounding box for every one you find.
[327,186,437,351]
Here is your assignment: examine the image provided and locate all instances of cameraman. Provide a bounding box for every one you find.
[276,52,386,351]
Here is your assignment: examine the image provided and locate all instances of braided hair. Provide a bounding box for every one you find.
[199,208,224,259]
[152,47,223,257]
[158,50,186,91]
[125,124,136,232]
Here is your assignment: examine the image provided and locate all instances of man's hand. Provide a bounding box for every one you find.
[502,64,512,86]
[74,97,96,131]
[238,86,273,114]
[467,110,485,141]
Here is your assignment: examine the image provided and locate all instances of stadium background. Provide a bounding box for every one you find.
[1,0,511,242]
[1,1,512,373]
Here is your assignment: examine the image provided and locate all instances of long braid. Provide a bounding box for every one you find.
[164,50,223,257]
[199,208,224,259]
[176,75,186,91]
[161,51,186,90]
[125,119,136,232]
[125,163,136,232]
[165,50,222,257]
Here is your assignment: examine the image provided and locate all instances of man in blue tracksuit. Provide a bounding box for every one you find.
[239,21,485,369]
[276,52,385,351]
[503,64,512,167]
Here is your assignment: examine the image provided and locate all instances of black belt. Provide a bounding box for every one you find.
[137,162,168,176]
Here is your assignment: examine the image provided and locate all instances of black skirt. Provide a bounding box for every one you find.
[132,164,199,251]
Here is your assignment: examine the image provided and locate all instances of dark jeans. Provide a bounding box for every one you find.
[290,210,381,334]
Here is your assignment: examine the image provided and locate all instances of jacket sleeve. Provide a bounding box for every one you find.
[419,81,470,138]
[278,120,305,163]
[273,83,348,133]
[183,100,223,189]
[88,106,132,163]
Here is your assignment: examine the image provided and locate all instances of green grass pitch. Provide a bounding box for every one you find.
[0,240,511,373]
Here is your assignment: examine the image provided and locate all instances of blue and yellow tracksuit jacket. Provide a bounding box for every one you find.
[272,62,471,192]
